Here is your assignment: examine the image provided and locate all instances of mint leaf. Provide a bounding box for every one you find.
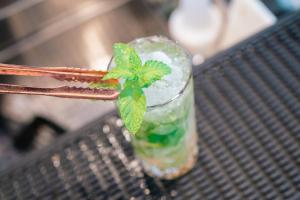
[139,60,171,88]
[113,43,142,71]
[117,82,146,134]
[89,82,120,90]
[103,42,172,135]
[102,66,134,80]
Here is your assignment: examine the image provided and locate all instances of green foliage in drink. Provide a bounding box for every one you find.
[103,43,171,134]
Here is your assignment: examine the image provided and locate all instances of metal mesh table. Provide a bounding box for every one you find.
[0,11,300,200]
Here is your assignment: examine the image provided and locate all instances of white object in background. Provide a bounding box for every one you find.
[219,0,276,50]
[168,0,222,55]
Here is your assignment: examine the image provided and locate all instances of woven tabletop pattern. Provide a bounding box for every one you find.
[0,12,300,200]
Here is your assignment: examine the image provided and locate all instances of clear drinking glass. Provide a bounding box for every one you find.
[111,36,198,179]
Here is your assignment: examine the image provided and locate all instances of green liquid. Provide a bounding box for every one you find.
[132,80,197,178]
[125,36,198,179]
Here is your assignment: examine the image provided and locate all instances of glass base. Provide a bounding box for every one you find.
[140,133,198,180]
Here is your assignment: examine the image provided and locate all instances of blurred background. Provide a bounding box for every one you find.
[0,0,298,169]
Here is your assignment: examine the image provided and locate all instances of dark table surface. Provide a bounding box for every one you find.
[0,9,299,200]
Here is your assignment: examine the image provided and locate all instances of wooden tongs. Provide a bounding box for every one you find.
[0,63,119,100]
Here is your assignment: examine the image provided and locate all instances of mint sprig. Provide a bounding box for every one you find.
[138,60,171,88]
[103,43,171,134]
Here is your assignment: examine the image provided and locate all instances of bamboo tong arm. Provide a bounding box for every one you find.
[0,63,119,100]
[0,63,117,83]
[0,84,119,100]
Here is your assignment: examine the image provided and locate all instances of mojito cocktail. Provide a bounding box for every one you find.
[117,36,198,179]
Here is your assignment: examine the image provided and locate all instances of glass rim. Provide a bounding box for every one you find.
[107,36,193,110]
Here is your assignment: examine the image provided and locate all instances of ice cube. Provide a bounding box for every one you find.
[140,51,187,107]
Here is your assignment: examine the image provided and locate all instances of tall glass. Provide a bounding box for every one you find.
[112,36,198,179]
